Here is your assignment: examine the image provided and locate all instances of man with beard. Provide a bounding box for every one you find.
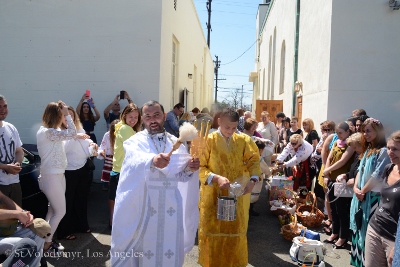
[110,100,200,267]
[0,95,24,206]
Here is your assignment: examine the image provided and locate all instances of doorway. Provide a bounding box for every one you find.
[255,100,283,124]
[296,96,302,126]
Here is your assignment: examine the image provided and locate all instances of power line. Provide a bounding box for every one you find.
[221,39,258,65]
[219,74,249,77]
[199,9,256,16]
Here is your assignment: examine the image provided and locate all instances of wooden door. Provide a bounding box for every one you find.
[255,100,283,124]
[296,96,302,126]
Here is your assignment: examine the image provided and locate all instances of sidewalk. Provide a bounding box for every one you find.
[45,181,352,267]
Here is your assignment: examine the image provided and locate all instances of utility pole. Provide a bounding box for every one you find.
[213,55,225,103]
[241,85,244,108]
[206,0,212,48]
[214,55,220,103]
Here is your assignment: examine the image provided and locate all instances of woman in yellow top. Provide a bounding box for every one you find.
[109,103,141,228]
[199,108,261,267]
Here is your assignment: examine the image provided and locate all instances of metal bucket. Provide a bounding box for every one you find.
[217,195,237,221]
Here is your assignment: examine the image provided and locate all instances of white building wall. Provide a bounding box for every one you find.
[0,0,213,147]
[255,0,296,117]
[159,0,214,111]
[0,0,163,144]
[297,0,332,125]
[328,0,400,133]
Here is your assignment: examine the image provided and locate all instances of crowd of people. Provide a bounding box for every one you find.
[240,108,399,267]
[1,90,400,267]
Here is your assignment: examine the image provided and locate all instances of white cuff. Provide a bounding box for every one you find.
[206,173,215,186]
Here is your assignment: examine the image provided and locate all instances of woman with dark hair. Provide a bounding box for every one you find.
[364,131,400,267]
[275,112,286,132]
[347,116,358,133]
[109,103,142,227]
[322,122,355,246]
[350,118,391,267]
[37,101,77,252]
[278,117,291,150]
[77,94,100,144]
[355,115,370,133]
[209,111,220,134]
[287,116,303,141]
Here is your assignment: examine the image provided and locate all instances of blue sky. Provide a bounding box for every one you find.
[193,0,262,106]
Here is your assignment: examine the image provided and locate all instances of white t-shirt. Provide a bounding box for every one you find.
[0,121,23,185]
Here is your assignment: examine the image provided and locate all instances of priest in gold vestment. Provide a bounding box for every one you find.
[198,108,261,267]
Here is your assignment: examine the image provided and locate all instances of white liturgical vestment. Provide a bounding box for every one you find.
[110,129,199,267]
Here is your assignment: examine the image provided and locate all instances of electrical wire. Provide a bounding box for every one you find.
[220,39,257,65]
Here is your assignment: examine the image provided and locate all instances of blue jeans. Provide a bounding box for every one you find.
[1,238,37,266]
[0,227,45,267]
[393,214,400,266]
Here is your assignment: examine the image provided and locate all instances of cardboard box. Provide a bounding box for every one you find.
[269,186,294,200]
[270,176,294,189]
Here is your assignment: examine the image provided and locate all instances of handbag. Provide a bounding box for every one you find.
[333,180,353,198]
[84,157,96,171]
[78,139,96,171]
[355,208,363,230]
[327,181,353,203]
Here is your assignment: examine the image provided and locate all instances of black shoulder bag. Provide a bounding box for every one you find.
[78,140,96,171]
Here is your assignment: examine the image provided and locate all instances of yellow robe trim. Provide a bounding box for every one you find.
[198,132,261,267]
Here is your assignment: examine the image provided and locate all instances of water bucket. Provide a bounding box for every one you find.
[217,193,237,221]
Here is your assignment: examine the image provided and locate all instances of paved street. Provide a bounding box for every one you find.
[45,179,352,267]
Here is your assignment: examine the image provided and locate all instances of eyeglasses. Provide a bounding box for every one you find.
[291,142,297,146]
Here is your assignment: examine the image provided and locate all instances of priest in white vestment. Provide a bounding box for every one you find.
[111,100,200,267]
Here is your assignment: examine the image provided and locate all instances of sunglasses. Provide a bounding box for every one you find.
[291,142,297,146]
[322,129,332,132]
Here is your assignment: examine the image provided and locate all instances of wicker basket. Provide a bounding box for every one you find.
[296,187,309,205]
[271,207,290,216]
[281,214,304,241]
[270,196,296,216]
[296,192,324,228]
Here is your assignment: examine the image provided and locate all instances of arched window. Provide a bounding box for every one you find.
[279,40,286,94]
[267,36,272,99]
[271,27,276,100]
[262,69,266,99]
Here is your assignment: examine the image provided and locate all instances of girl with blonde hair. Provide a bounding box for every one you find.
[37,101,77,252]
[109,103,142,227]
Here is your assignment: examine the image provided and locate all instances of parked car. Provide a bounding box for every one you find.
[20,144,48,219]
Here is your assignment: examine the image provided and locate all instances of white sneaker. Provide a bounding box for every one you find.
[51,240,64,251]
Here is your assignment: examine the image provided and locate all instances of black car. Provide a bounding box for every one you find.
[20,145,48,219]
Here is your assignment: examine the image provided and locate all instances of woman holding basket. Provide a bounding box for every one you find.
[322,125,358,248]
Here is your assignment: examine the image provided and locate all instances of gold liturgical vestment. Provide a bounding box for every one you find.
[199,132,261,267]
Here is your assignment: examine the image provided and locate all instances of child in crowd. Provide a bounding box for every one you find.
[250,141,272,216]
[97,119,119,191]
